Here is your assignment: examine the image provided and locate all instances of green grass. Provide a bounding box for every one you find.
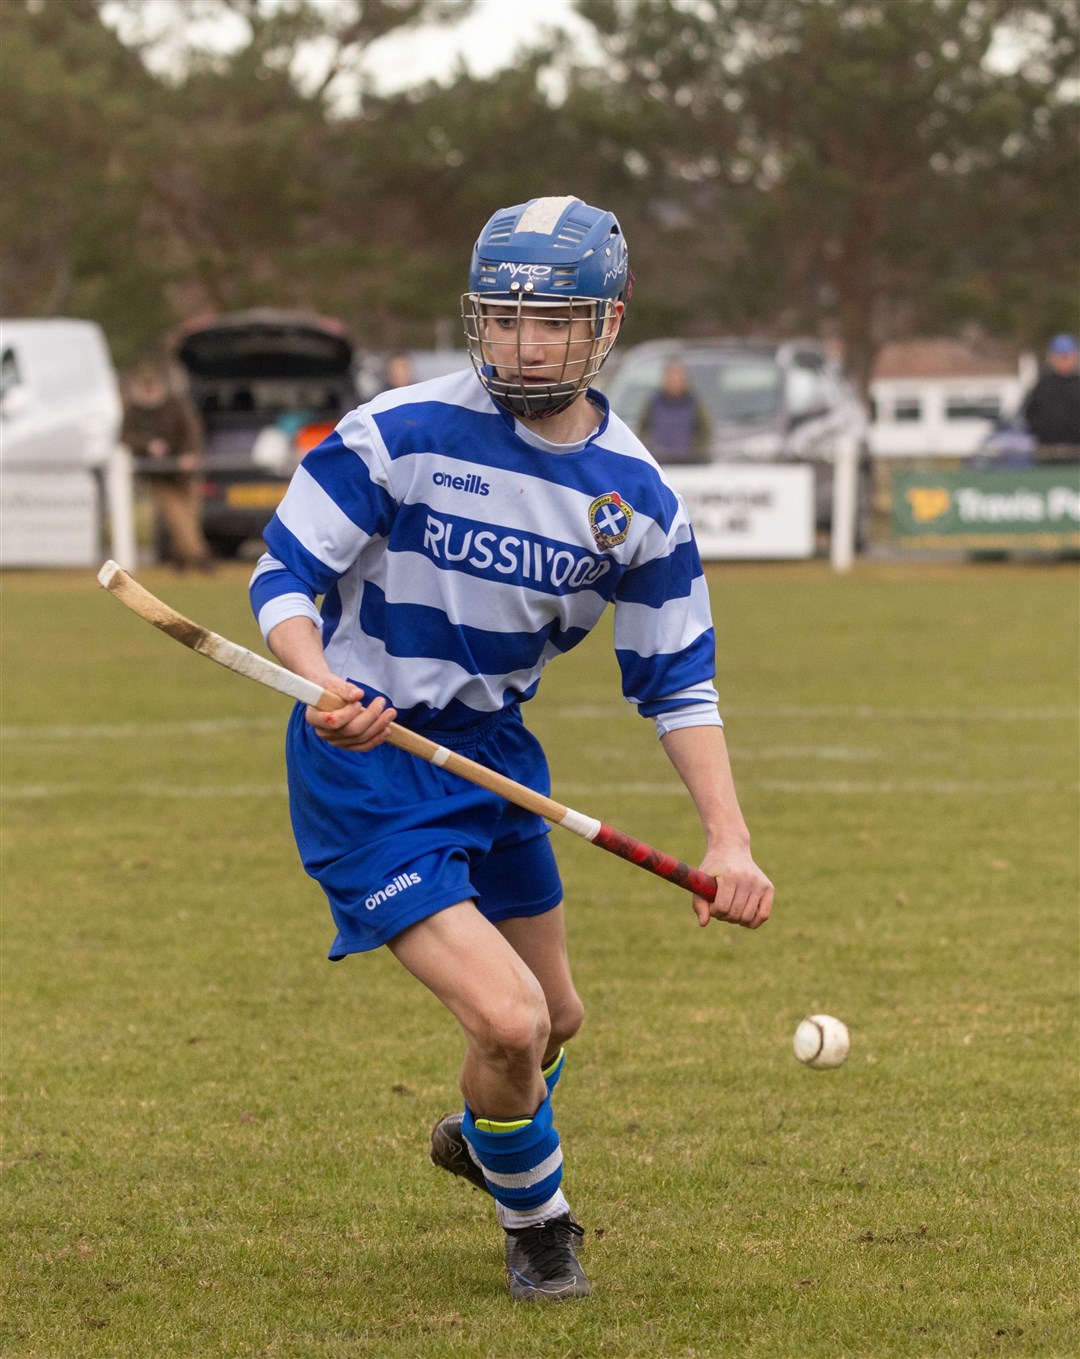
[2,560,1078,1358]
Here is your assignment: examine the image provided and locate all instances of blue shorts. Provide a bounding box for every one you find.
[285,704,563,959]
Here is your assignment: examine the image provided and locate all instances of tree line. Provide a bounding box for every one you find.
[1,0,1076,386]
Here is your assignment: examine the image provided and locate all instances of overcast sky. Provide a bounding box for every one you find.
[102,0,1042,105]
[361,0,601,94]
[103,0,603,101]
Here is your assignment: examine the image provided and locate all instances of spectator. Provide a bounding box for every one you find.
[121,359,213,572]
[639,361,710,463]
[385,353,415,389]
[1020,334,1080,451]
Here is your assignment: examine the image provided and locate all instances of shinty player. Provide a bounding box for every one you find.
[249,195,773,1301]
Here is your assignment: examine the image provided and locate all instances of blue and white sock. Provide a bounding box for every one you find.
[462,1092,570,1230]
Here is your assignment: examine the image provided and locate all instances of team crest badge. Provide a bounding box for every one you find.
[588,492,633,551]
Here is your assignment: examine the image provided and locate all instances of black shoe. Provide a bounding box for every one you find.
[430,1112,490,1195]
[504,1214,591,1301]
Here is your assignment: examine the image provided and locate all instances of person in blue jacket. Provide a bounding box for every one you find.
[640,359,710,463]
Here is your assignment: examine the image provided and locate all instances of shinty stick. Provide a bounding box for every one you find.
[97,561,718,902]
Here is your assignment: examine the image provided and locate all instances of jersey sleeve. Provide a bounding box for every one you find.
[248,409,397,642]
[612,505,722,735]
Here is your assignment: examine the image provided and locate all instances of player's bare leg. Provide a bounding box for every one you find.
[431,903,582,1192]
[496,904,584,1069]
[390,902,589,1300]
[389,901,549,1116]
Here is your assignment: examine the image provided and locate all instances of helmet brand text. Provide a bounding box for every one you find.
[496,263,553,281]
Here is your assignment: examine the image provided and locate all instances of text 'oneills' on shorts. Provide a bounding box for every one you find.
[283,703,564,957]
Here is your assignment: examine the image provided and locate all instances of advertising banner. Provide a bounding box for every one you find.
[665,464,815,560]
[892,466,1080,552]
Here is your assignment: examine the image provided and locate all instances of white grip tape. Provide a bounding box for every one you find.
[197,634,328,707]
[558,806,602,841]
[430,745,452,768]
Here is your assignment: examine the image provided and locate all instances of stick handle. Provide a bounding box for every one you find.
[380,720,718,903]
[97,560,718,903]
[591,823,718,900]
[384,721,567,819]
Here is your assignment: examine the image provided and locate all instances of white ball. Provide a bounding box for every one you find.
[793,1014,850,1069]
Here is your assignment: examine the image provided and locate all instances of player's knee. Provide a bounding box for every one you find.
[474,979,550,1064]
[548,990,585,1048]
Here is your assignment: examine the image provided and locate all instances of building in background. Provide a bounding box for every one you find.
[868,339,1037,457]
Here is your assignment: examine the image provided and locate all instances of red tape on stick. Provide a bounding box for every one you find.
[591,823,717,901]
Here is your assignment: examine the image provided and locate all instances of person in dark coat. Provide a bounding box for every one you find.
[1021,334,1080,450]
[122,360,213,571]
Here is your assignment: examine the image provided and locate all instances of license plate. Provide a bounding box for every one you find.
[225,482,289,509]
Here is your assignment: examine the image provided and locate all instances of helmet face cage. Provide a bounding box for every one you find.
[462,196,630,419]
[462,292,621,419]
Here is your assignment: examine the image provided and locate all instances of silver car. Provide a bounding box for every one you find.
[601,338,874,548]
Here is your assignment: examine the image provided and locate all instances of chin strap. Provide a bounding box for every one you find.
[482,372,582,419]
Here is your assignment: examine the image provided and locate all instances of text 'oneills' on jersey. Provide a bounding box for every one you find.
[432,470,490,495]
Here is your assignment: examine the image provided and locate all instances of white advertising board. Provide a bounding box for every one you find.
[665,464,815,559]
[0,467,100,567]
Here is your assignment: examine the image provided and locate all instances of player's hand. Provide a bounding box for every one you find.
[305,677,397,753]
[692,843,773,930]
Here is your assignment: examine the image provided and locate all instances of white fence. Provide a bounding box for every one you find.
[0,446,135,570]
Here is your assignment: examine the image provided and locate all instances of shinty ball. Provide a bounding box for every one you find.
[793,1014,850,1069]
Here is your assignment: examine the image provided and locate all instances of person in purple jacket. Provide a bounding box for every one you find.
[639,361,710,464]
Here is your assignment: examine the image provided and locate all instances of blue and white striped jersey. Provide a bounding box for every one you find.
[249,369,721,735]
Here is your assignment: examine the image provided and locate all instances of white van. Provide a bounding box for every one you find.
[0,319,124,566]
[0,318,122,467]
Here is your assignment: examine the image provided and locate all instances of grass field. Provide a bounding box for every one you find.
[2,560,1078,1359]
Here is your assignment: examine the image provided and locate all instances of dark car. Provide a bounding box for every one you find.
[601,338,875,547]
[176,309,361,558]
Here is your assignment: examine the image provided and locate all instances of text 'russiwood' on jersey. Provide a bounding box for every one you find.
[421,511,612,592]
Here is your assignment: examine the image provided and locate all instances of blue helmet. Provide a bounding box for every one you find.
[468,196,630,304]
[462,196,630,418]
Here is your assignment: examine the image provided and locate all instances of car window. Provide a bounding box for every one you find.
[602,354,669,428]
[693,358,783,424]
[946,394,1001,421]
[606,352,783,429]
